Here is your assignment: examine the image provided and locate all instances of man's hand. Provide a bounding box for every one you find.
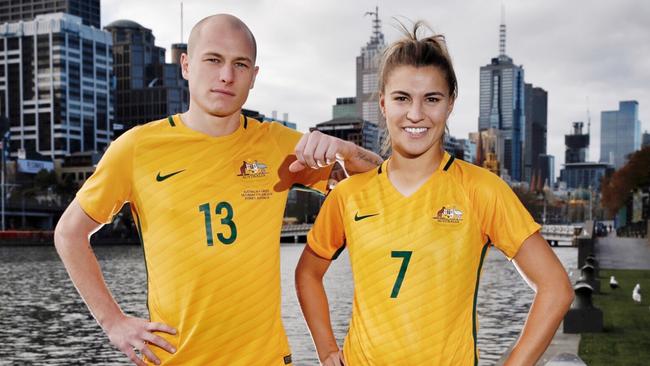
[105,314,177,366]
[289,131,355,172]
[289,130,383,175]
[321,350,346,366]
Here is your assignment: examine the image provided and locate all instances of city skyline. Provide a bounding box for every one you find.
[102,0,650,177]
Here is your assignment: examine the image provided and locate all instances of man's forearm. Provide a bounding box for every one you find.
[54,231,124,330]
[344,144,383,175]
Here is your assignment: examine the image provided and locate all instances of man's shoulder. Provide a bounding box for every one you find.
[248,118,300,137]
[117,117,170,137]
[138,116,176,133]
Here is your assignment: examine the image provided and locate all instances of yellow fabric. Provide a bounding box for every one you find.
[308,151,540,366]
[77,114,331,365]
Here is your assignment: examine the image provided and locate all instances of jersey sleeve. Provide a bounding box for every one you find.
[270,122,333,195]
[75,128,136,224]
[306,186,346,260]
[472,171,541,260]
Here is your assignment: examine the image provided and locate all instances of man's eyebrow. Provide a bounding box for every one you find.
[201,52,253,64]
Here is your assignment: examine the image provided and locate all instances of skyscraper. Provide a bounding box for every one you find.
[356,6,386,156]
[478,13,525,181]
[311,116,378,153]
[560,121,612,190]
[332,97,358,119]
[105,19,188,134]
[643,131,650,148]
[0,0,100,28]
[524,83,547,182]
[0,13,113,159]
[600,100,642,168]
[565,122,589,164]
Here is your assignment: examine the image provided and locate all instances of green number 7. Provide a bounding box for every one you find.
[391,251,412,298]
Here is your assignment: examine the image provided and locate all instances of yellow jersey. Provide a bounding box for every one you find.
[307,152,540,366]
[77,114,331,365]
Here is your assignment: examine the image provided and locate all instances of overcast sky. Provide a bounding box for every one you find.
[103,0,650,176]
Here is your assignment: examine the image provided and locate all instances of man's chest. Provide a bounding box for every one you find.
[132,140,289,205]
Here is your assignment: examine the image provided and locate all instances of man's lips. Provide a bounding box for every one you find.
[210,88,235,96]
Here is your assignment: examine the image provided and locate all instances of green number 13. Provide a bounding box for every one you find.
[391,251,412,298]
[198,201,237,246]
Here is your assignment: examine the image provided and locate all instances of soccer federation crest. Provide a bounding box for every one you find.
[434,205,463,223]
[238,159,269,178]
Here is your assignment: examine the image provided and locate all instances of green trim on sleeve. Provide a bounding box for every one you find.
[331,243,347,260]
[472,240,491,366]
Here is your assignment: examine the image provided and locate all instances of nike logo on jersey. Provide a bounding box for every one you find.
[156,169,185,182]
[354,212,379,221]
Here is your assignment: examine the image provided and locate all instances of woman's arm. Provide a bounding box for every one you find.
[504,232,574,365]
[295,246,346,366]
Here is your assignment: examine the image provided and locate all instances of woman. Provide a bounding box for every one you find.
[295,22,574,366]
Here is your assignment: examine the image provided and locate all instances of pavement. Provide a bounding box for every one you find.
[595,233,650,270]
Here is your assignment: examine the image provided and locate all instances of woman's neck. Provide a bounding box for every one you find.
[387,145,444,197]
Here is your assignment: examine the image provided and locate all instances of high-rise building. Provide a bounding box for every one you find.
[332,97,358,119]
[105,19,188,134]
[536,154,554,188]
[0,0,100,28]
[356,6,385,156]
[560,121,612,190]
[445,135,477,162]
[643,131,650,148]
[311,116,378,153]
[600,100,642,168]
[453,137,476,163]
[170,43,187,65]
[478,14,525,181]
[471,128,504,177]
[565,122,589,164]
[559,161,612,191]
[524,83,547,182]
[0,13,113,159]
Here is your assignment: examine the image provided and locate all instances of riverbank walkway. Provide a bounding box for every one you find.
[498,231,650,365]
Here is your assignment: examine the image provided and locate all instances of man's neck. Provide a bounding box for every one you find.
[180,106,242,138]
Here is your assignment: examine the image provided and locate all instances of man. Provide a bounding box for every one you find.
[54,14,382,366]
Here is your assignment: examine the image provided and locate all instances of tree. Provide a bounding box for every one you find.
[601,146,650,215]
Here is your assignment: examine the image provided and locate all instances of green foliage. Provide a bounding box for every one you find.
[18,169,78,198]
[33,169,57,190]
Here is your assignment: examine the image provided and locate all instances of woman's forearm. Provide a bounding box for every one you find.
[295,271,340,362]
[505,285,574,365]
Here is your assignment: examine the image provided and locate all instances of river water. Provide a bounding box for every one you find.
[0,244,576,365]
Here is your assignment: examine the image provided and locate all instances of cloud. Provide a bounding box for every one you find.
[102,0,650,178]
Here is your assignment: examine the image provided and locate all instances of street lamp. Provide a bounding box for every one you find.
[537,190,547,226]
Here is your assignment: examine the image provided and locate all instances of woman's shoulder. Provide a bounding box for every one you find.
[451,158,502,184]
[332,165,382,195]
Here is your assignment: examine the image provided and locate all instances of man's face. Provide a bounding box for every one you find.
[182,21,258,118]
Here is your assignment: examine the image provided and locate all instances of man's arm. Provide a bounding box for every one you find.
[54,199,177,366]
[504,232,574,365]
[289,130,383,177]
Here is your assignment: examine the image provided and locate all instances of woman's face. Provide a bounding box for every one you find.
[380,65,454,158]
